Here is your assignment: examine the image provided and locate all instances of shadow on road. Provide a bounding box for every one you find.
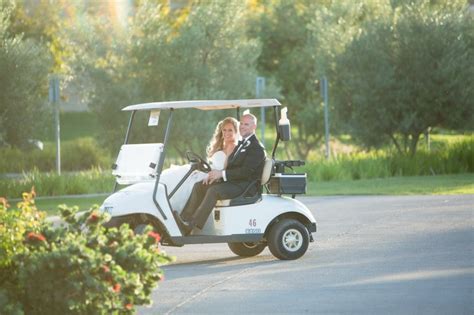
[167,255,249,266]
[161,253,284,280]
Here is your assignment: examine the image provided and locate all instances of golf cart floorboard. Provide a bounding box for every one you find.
[166,233,265,246]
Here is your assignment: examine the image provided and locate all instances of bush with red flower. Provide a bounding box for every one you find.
[0,188,44,270]
[0,194,173,314]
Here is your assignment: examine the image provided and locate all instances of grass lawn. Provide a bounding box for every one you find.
[34,173,473,216]
[308,173,474,196]
[35,195,107,216]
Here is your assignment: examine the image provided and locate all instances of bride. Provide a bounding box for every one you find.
[160,117,239,212]
[206,117,239,171]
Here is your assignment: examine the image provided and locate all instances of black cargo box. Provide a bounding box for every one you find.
[268,173,307,195]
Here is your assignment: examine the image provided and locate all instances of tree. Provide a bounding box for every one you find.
[253,0,388,159]
[69,0,259,156]
[0,3,52,148]
[334,0,474,155]
[133,0,260,155]
[253,0,322,159]
[8,0,77,74]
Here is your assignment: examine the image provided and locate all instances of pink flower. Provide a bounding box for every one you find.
[147,231,161,243]
[100,265,110,273]
[125,303,133,310]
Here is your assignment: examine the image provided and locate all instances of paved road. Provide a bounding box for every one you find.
[139,195,474,315]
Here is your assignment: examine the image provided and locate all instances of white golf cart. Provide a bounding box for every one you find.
[100,99,317,260]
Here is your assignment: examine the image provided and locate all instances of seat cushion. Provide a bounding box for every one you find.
[216,199,231,207]
[216,194,262,207]
[261,158,274,185]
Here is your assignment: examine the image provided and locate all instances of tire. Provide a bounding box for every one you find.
[268,219,309,260]
[228,242,267,257]
[133,223,150,235]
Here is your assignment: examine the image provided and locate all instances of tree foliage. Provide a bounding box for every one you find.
[7,0,73,73]
[67,0,259,156]
[253,0,322,159]
[253,0,392,159]
[2,0,472,158]
[333,0,473,155]
[0,3,52,148]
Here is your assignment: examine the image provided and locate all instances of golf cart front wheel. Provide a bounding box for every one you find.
[133,223,149,235]
[268,219,309,260]
[228,242,266,257]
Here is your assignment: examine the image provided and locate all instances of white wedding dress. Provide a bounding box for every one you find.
[159,151,227,212]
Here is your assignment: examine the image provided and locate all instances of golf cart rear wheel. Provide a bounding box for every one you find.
[268,219,309,260]
[228,242,266,257]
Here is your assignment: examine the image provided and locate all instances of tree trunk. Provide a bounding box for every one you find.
[283,142,293,160]
[389,134,403,154]
[409,132,420,156]
[402,134,409,154]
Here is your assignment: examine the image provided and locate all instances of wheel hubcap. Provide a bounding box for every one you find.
[282,229,303,252]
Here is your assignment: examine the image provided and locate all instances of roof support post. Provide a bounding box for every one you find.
[152,109,174,220]
[271,106,280,159]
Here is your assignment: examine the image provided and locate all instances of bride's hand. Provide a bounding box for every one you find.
[203,170,222,185]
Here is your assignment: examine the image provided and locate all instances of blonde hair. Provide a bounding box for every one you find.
[207,117,239,158]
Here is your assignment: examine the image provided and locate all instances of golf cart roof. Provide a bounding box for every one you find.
[122,99,281,111]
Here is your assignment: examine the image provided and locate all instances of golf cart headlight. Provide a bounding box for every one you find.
[101,205,113,214]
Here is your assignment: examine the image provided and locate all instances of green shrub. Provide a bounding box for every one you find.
[61,138,112,171]
[0,138,112,173]
[446,138,473,173]
[0,198,173,314]
[303,137,473,181]
[0,169,115,199]
[0,147,54,174]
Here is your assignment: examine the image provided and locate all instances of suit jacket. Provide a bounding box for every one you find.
[180,134,266,227]
[226,134,266,184]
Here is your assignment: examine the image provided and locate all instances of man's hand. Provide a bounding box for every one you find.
[203,170,223,185]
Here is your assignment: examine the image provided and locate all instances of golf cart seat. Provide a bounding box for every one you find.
[216,157,274,207]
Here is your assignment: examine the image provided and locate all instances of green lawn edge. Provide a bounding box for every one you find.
[33,173,473,216]
[308,173,474,196]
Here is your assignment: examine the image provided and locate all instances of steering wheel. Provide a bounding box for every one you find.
[185,151,211,172]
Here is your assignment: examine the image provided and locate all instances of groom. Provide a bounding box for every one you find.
[174,113,266,235]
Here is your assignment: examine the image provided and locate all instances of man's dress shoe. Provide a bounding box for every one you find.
[172,211,193,236]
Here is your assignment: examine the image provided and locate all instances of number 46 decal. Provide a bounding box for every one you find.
[249,219,257,227]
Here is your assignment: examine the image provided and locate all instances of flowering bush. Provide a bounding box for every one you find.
[0,194,173,314]
[0,188,44,269]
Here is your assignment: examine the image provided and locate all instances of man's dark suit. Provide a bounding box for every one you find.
[180,134,266,229]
